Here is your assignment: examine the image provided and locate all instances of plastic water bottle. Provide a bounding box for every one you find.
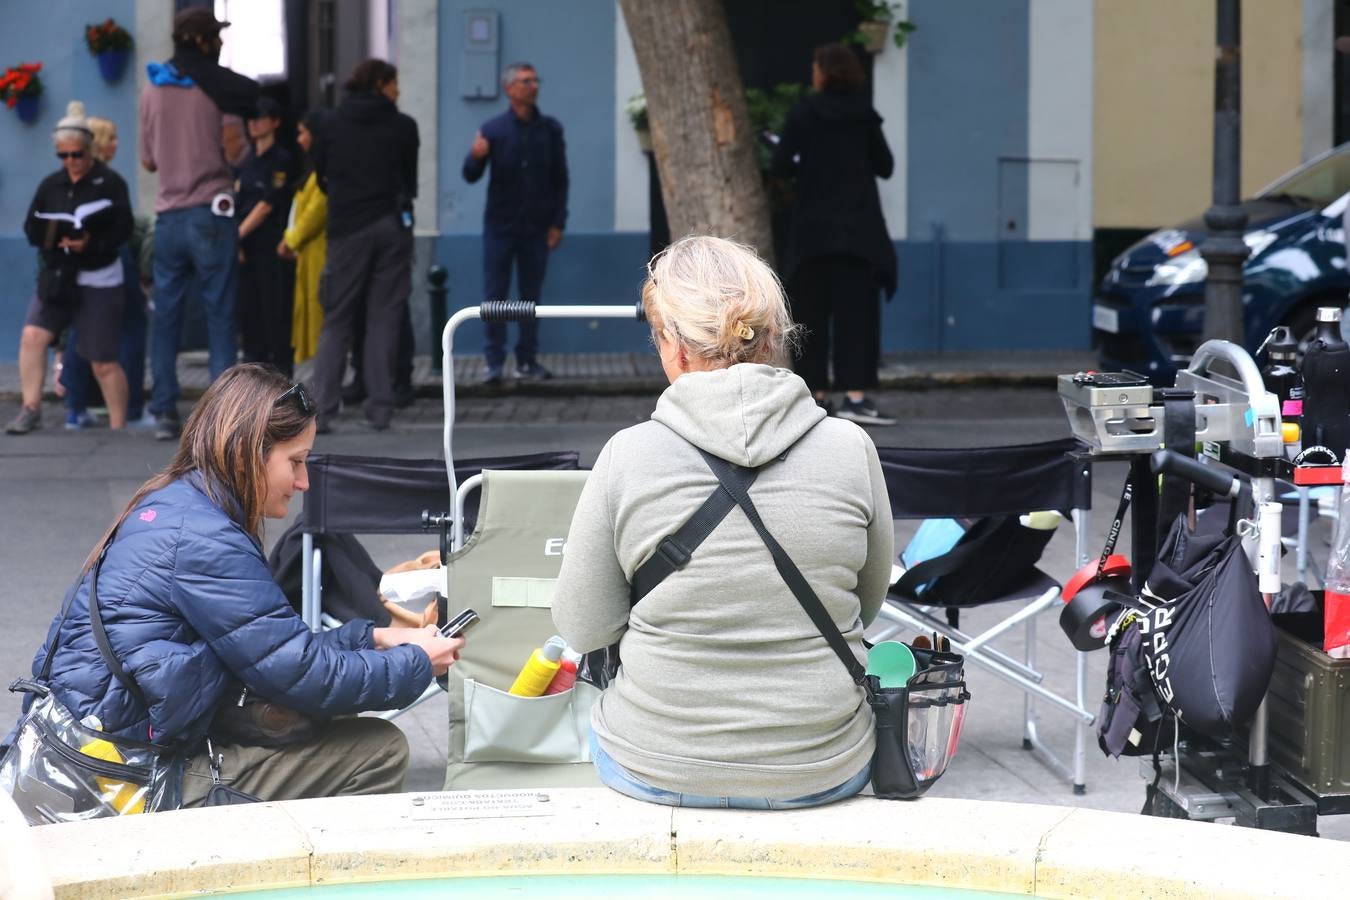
[543,648,581,696]
[1299,308,1350,464]
[508,636,567,697]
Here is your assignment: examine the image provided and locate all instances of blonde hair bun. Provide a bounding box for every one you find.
[641,235,798,368]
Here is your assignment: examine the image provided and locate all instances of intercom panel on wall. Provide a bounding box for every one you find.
[461,9,500,99]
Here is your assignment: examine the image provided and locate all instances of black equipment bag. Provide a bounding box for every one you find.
[1137,515,1277,738]
[268,521,390,626]
[1097,607,1171,758]
[893,515,1055,607]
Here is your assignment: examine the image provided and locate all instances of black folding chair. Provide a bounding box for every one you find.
[870,438,1097,793]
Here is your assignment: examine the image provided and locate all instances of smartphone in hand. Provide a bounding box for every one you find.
[440,608,479,639]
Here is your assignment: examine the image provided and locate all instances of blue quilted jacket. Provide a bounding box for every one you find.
[14,473,431,747]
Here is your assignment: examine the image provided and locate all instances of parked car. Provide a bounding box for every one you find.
[1094,142,1350,382]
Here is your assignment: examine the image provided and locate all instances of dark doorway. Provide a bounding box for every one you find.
[646,1,865,258]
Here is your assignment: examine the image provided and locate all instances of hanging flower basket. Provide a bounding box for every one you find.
[857,21,889,53]
[14,93,39,123]
[0,62,43,122]
[636,127,652,153]
[96,49,130,83]
[86,19,133,83]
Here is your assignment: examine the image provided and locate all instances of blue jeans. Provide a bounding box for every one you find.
[589,730,870,810]
[482,230,549,369]
[150,205,238,414]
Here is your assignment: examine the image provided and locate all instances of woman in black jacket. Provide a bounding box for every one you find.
[7,101,134,435]
[772,44,897,426]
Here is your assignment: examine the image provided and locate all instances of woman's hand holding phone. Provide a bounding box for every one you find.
[374,625,465,676]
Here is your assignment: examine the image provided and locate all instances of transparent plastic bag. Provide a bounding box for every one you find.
[0,684,182,825]
[869,648,969,799]
[1324,471,1350,657]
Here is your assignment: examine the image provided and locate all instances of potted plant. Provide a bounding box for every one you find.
[625,93,651,152]
[86,18,134,83]
[850,0,917,53]
[0,62,43,123]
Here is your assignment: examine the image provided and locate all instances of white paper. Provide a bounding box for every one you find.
[379,566,444,607]
[34,199,113,231]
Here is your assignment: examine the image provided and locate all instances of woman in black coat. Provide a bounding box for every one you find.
[772,43,897,426]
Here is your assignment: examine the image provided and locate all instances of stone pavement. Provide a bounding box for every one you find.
[0,347,1099,405]
[3,370,1347,840]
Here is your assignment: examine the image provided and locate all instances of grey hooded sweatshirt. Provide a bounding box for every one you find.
[553,364,893,799]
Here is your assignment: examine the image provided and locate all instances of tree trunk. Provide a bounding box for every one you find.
[619,0,774,264]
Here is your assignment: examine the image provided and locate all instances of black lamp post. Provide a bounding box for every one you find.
[1200,0,1249,344]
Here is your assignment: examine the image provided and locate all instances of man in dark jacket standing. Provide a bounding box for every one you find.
[312,59,419,431]
[463,63,569,384]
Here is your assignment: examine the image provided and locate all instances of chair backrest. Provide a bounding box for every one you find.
[442,468,601,790]
[301,451,580,536]
[878,438,1091,520]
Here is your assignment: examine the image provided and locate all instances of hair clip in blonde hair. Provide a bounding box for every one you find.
[734,321,755,341]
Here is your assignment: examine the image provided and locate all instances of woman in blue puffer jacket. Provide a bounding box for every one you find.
[14,363,464,805]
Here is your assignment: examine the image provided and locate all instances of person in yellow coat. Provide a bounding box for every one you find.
[278,111,327,363]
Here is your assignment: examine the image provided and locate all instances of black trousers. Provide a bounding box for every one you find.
[313,215,413,425]
[789,255,881,394]
[238,230,295,377]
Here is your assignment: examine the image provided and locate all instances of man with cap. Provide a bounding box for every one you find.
[140,7,259,440]
[235,96,297,376]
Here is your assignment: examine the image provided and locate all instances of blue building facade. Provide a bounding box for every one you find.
[0,0,1094,362]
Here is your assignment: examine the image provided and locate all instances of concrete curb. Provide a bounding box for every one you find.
[28,789,1348,898]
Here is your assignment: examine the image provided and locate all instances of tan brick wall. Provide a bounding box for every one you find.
[1094,0,1304,229]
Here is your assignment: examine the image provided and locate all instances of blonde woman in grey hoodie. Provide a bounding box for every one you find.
[553,235,894,808]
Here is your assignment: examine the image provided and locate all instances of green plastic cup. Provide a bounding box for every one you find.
[866,641,917,688]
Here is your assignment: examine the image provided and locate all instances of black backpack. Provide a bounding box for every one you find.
[1097,607,1171,758]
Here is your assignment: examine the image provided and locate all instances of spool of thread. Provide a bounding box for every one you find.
[508,636,566,697]
[543,649,581,696]
[78,716,144,815]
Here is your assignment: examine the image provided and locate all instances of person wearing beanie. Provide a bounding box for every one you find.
[140,7,259,441]
[6,102,134,435]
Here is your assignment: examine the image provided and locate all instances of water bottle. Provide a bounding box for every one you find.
[1261,326,1300,406]
[1299,307,1350,464]
[543,649,581,696]
[508,636,566,697]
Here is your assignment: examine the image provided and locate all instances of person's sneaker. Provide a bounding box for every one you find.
[126,410,158,430]
[153,413,181,442]
[5,406,41,435]
[482,364,504,386]
[64,409,99,430]
[514,360,553,380]
[836,397,896,426]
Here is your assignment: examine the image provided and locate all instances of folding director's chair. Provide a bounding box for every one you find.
[440,468,601,790]
[295,450,580,632]
[868,438,1096,793]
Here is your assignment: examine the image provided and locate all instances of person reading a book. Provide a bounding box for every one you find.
[6,101,134,436]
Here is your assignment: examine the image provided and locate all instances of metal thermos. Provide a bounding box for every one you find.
[1299,307,1350,464]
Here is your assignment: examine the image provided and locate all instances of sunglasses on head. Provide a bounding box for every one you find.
[274,382,315,416]
[56,150,86,160]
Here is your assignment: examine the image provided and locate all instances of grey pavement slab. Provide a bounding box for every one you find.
[2,383,1346,840]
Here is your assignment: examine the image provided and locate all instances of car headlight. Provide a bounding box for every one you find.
[1146,249,1207,287]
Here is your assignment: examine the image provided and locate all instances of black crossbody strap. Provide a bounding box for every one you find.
[893,517,1004,600]
[85,538,151,711]
[35,583,81,684]
[699,449,868,686]
[630,466,760,604]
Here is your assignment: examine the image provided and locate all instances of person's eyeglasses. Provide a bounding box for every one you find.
[516,76,541,85]
[274,382,315,416]
[56,151,86,160]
